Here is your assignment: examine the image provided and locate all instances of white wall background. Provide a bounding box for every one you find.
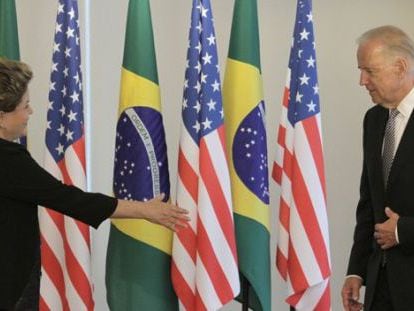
[15,0,414,310]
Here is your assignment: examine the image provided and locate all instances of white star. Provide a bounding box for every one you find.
[55,23,62,34]
[186,59,189,68]
[75,35,80,46]
[207,99,216,111]
[48,101,54,110]
[66,27,75,38]
[193,101,201,113]
[211,80,220,92]
[68,7,75,20]
[57,124,65,136]
[51,62,58,72]
[61,86,67,97]
[66,129,74,141]
[202,117,212,129]
[194,61,201,73]
[63,67,69,77]
[202,52,212,65]
[296,92,303,103]
[182,98,188,109]
[57,3,64,14]
[306,55,315,67]
[68,110,78,122]
[70,91,80,103]
[53,42,60,53]
[184,79,188,89]
[194,81,201,93]
[201,6,209,18]
[313,84,319,94]
[196,21,202,33]
[55,143,64,155]
[200,72,208,84]
[299,73,310,85]
[49,81,56,91]
[195,41,202,52]
[300,28,310,40]
[64,47,71,58]
[59,106,66,116]
[193,121,201,132]
[220,109,224,118]
[298,49,303,58]
[207,34,216,45]
[307,100,316,112]
[307,12,313,22]
[74,72,80,84]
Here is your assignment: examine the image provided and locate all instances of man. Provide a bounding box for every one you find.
[341,25,414,311]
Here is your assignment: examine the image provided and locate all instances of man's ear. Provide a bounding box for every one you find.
[394,57,409,78]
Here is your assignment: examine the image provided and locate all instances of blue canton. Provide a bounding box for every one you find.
[182,0,224,144]
[46,0,83,162]
[288,0,320,126]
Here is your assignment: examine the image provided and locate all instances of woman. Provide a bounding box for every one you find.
[0,58,188,310]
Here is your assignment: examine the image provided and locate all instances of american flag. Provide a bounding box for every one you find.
[171,0,239,310]
[272,0,331,310]
[39,0,93,309]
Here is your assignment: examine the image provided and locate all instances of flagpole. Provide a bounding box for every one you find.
[241,279,250,311]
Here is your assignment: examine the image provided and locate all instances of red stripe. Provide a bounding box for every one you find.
[291,155,330,277]
[303,117,327,201]
[40,234,70,311]
[277,125,286,149]
[71,135,86,173]
[287,241,308,295]
[39,296,50,311]
[195,288,208,311]
[197,217,234,304]
[176,225,197,263]
[282,87,290,108]
[276,248,288,280]
[171,262,195,311]
[314,281,330,311]
[178,147,198,202]
[279,197,290,230]
[199,137,237,260]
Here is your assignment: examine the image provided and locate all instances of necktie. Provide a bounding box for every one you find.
[382,109,399,186]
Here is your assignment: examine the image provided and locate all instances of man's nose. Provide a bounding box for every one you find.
[359,71,368,86]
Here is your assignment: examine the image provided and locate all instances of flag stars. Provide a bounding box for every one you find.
[307,12,313,22]
[202,117,212,130]
[63,67,69,77]
[200,72,208,84]
[61,86,67,97]
[202,52,212,64]
[211,80,220,92]
[194,81,201,93]
[59,106,66,116]
[52,62,58,72]
[307,100,316,112]
[68,7,75,19]
[55,143,64,155]
[195,41,202,52]
[201,6,209,18]
[193,101,201,113]
[193,121,201,132]
[313,84,319,94]
[206,33,216,45]
[66,129,74,141]
[196,21,202,33]
[68,110,77,122]
[306,55,315,67]
[195,61,202,73]
[64,47,71,58]
[300,28,310,40]
[53,42,60,53]
[74,72,80,84]
[70,91,80,103]
[66,27,75,38]
[299,73,310,85]
[57,124,65,136]
[57,3,64,14]
[207,99,216,111]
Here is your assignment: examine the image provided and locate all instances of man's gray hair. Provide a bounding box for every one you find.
[357,25,414,61]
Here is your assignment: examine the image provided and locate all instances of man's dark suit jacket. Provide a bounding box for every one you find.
[347,104,414,311]
[0,138,117,310]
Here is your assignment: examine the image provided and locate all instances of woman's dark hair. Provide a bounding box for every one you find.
[0,58,33,112]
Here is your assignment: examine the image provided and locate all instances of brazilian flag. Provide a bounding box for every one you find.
[0,0,20,60]
[105,0,177,310]
[223,0,271,310]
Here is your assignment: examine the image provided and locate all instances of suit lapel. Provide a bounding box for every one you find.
[388,109,414,186]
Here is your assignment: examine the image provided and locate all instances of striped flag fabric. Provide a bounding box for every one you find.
[39,0,93,309]
[171,0,239,310]
[0,0,26,146]
[105,0,177,310]
[272,0,331,310]
[222,0,271,310]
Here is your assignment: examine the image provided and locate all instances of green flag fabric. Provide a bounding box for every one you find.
[105,0,177,310]
[223,0,271,310]
[0,0,20,60]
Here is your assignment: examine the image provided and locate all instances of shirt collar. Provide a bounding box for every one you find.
[396,87,414,118]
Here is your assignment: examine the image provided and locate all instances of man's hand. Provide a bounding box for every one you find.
[341,277,363,311]
[374,207,399,249]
